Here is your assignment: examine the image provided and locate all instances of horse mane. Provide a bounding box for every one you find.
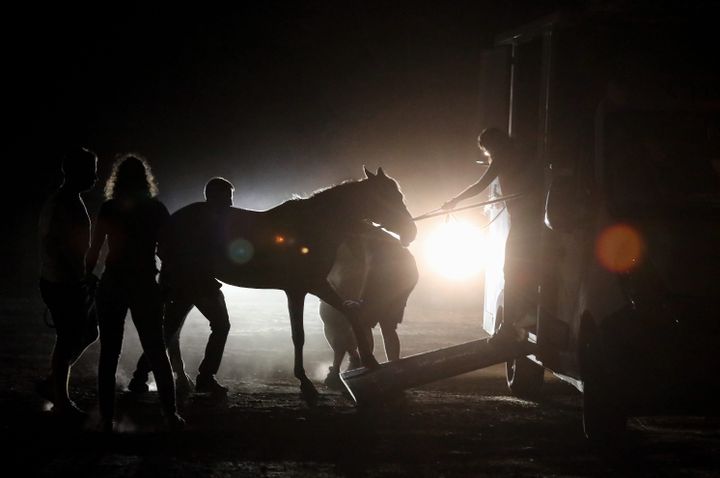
[307,178,363,201]
[277,178,364,210]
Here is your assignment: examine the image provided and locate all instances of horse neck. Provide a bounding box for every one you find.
[305,181,367,231]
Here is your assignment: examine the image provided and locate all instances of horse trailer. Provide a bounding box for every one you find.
[344,9,720,442]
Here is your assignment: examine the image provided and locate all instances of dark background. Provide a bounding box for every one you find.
[2,0,716,295]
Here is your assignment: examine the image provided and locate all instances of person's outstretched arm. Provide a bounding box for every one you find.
[442,161,500,210]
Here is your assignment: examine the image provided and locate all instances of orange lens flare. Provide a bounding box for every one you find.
[595,224,645,273]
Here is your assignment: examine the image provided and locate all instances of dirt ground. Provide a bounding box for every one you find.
[1,293,719,477]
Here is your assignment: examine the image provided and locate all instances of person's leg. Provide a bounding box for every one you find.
[39,281,94,415]
[346,348,362,370]
[357,300,379,359]
[194,290,230,393]
[130,296,192,392]
[69,281,100,362]
[320,300,358,386]
[494,223,539,342]
[130,284,184,428]
[166,308,194,394]
[96,279,129,428]
[379,321,400,362]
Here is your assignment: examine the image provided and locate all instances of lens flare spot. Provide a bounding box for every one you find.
[274,235,285,244]
[300,246,310,255]
[595,224,645,273]
[228,238,254,264]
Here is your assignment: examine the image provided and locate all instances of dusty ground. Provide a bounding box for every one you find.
[1,291,719,477]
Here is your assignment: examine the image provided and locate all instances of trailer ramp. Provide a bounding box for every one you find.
[341,338,536,405]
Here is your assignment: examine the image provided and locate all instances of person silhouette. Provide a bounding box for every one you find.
[321,222,418,388]
[37,147,100,421]
[442,127,543,342]
[85,154,185,431]
[128,177,234,397]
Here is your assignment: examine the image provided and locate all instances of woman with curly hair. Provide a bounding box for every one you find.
[86,154,184,431]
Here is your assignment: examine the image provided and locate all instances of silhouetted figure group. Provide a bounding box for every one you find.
[37,149,421,430]
[38,152,239,431]
[37,128,539,431]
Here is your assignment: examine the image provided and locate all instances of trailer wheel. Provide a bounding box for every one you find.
[580,321,627,443]
[506,356,544,398]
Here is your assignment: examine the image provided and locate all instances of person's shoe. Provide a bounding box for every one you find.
[195,374,228,396]
[165,412,186,431]
[36,377,55,403]
[127,376,150,393]
[176,373,195,396]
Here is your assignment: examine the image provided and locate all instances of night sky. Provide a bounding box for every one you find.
[2,0,712,293]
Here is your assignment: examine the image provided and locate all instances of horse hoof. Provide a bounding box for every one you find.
[300,381,319,404]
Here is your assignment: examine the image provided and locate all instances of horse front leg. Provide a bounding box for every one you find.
[311,281,380,370]
[286,290,318,404]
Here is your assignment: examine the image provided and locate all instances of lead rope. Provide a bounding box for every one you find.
[411,193,522,222]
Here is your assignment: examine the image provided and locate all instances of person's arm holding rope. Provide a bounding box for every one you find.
[442,161,500,210]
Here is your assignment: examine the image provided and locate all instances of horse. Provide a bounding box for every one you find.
[163,167,417,402]
[320,222,419,388]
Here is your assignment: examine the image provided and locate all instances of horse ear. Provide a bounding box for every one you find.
[376,167,387,178]
[363,166,375,178]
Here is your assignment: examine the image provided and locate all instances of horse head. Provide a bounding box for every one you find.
[359,167,417,246]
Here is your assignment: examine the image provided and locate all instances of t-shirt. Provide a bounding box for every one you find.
[158,202,225,292]
[38,188,90,283]
[98,197,169,275]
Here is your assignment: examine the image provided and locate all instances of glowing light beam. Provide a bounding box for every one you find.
[423,219,487,280]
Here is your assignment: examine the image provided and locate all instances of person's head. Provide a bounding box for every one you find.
[61,147,98,192]
[104,154,158,200]
[477,127,512,161]
[204,177,234,207]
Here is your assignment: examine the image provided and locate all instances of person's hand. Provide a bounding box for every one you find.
[343,299,363,311]
[442,198,460,210]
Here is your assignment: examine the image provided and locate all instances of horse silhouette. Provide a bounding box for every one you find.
[161,167,417,402]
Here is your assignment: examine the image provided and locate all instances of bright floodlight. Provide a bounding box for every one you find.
[424,219,486,280]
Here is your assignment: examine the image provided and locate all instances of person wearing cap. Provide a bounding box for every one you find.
[442,128,543,342]
[129,177,234,397]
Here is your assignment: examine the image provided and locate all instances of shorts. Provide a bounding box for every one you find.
[39,279,98,348]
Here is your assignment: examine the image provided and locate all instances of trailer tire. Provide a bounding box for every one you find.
[580,320,627,443]
[506,356,544,398]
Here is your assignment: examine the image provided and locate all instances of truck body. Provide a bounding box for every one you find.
[480,9,720,438]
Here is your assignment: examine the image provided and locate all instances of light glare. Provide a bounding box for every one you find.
[424,219,486,280]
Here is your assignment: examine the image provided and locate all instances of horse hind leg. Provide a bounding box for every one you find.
[286,290,319,404]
